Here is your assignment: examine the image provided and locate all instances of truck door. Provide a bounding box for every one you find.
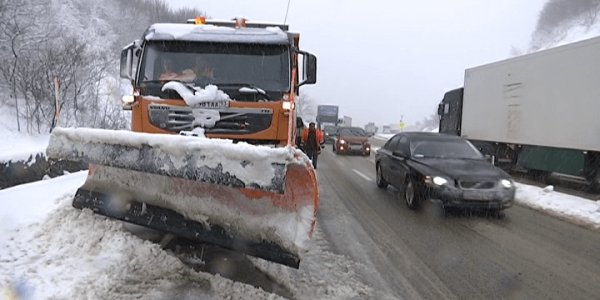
[438,88,464,136]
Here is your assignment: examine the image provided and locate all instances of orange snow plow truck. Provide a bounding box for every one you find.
[46,17,318,268]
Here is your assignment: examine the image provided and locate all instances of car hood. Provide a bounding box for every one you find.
[408,158,510,179]
[339,136,368,143]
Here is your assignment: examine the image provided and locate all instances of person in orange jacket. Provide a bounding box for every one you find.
[295,117,305,151]
[301,122,324,169]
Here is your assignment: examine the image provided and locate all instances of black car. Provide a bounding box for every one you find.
[322,125,338,143]
[375,132,515,212]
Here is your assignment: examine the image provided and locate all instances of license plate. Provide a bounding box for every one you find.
[194,100,228,109]
[463,191,495,200]
[350,145,363,151]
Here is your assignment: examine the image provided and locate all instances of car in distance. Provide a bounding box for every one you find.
[375,132,515,212]
[333,127,371,156]
[323,125,338,144]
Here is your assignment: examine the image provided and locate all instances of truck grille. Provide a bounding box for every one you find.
[148,104,272,134]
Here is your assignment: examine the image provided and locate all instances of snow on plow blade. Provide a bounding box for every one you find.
[46,127,318,268]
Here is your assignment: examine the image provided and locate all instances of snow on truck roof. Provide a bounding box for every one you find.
[144,23,292,44]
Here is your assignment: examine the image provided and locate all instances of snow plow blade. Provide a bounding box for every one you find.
[46,127,318,268]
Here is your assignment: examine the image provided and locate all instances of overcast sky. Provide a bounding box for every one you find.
[167,0,547,127]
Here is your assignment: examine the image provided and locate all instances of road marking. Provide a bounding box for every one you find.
[352,169,373,182]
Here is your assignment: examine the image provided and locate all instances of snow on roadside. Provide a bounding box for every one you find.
[0,171,370,300]
[0,173,287,300]
[252,227,373,300]
[515,183,600,230]
[0,108,49,164]
[0,172,87,233]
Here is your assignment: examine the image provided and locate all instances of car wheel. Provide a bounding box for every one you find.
[404,179,421,210]
[376,164,388,188]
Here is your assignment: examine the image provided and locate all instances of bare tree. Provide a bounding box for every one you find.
[0,0,206,133]
[296,91,317,123]
[0,0,50,131]
[530,0,600,51]
[411,113,440,132]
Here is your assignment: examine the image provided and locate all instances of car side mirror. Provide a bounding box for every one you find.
[392,150,407,158]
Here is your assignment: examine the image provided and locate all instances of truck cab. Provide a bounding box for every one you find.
[120,18,317,146]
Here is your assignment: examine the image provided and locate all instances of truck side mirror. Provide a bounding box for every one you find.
[120,44,134,82]
[298,51,317,87]
[437,103,444,116]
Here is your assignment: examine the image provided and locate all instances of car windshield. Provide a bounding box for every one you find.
[339,128,366,137]
[410,139,483,159]
[138,41,291,93]
[324,126,338,134]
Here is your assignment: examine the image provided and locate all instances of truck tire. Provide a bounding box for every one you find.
[590,171,600,193]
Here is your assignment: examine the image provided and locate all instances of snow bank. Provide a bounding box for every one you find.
[515,183,600,230]
[0,172,87,232]
[0,190,285,299]
[0,109,49,165]
[0,173,368,300]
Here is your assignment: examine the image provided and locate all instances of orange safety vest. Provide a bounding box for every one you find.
[301,128,323,151]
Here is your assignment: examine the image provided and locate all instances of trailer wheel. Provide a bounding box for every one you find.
[590,171,600,193]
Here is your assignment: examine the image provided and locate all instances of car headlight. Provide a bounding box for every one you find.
[340,140,346,144]
[500,179,513,188]
[425,176,448,186]
[433,176,448,186]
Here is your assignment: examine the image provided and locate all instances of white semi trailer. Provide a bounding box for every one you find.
[439,36,600,190]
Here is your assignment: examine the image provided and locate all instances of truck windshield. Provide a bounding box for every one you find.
[138,41,291,92]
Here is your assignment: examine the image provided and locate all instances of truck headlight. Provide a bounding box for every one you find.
[282,101,293,110]
[500,179,513,188]
[121,95,135,104]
